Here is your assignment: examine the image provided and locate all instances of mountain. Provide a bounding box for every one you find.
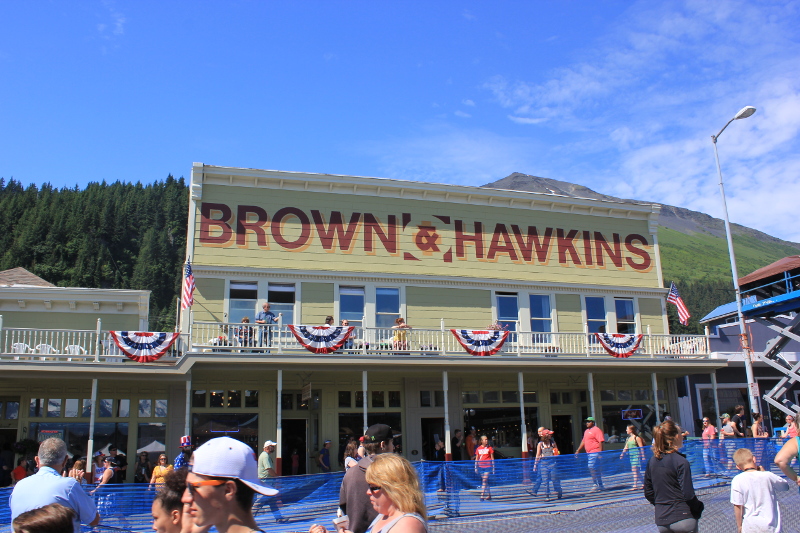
[483,173,800,333]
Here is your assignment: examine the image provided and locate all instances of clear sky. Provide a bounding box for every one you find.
[2,1,799,241]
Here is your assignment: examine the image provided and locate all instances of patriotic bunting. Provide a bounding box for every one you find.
[595,333,643,358]
[288,325,354,354]
[109,331,181,362]
[450,329,509,356]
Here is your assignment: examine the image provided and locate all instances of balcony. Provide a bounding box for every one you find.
[0,321,710,365]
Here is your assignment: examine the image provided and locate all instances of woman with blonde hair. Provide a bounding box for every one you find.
[149,453,173,487]
[309,453,427,533]
[65,459,87,485]
[644,420,703,533]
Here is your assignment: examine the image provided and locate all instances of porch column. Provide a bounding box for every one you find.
[86,379,98,467]
[276,370,283,475]
[652,372,661,426]
[443,371,451,460]
[587,372,596,420]
[711,372,721,432]
[519,372,528,458]
[184,375,192,436]
[362,370,368,434]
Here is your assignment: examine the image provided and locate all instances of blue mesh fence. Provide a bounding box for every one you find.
[1,438,796,532]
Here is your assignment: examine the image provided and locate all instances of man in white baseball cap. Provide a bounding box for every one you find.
[182,436,277,533]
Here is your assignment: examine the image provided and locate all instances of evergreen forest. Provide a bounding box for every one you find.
[0,177,794,334]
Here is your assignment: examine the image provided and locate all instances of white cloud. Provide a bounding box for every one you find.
[508,115,547,125]
[462,10,476,21]
[454,110,471,118]
[97,1,126,39]
[462,99,475,107]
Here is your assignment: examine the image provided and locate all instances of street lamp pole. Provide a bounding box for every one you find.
[710,105,759,415]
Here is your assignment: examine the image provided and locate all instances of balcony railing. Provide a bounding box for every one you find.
[0,322,709,363]
[189,322,710,359]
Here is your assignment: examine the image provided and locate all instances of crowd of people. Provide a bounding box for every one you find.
[5,410,800,533]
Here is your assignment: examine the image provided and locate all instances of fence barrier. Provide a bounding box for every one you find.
[0,438,795,532]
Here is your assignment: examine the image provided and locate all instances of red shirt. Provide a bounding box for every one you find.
[11,465,28,483]
[475,445,494,467]
[583,426,605,453]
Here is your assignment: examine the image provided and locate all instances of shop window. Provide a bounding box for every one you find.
[339,391,352,408]
[502,391,519,403]
[30,398,45,417]
[138,399,152,417]
[462,391,479,403]
[372,391,385,408]
[30,422,128,459]
[550,392,560,405]
[99,399,113,417]
[600,390,615,401]
[268,283,296,325]
[281,393,293,410]
[340,287,365,327]
[615,299,636,334]
[523,392,538,403]
[496,292,519,331]
[432,391,443,408]
[617,390,632,401]
[192,390,207,408]
[634,390,650,401]
[65,399,79,418]
[116,399,129,418]
[229,281,258,324]
[602,405,659,441]
[4,401,19,419]
[82,399,92,417]
[192,413,259,450]
[137,423,166,456]
[420,391,432,407]
[529,294,552,333]
[47,399,62,418]
[468,407,536,448]
[483,391,500,403]
[245,390,259,408]
[579,391,587,403]
[375,288,400,327]
[586,297,607,333]
[155,399,168,417]
[355,391,364,408]
[209,391,224,408]
[296,393,309,410]
[227,391,241,409]
[561,392,572,404]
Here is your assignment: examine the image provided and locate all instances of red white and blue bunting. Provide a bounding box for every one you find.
[288,325,355,354]
[595,333,643,358]
[450,330,509,356]
[109,331,181,363]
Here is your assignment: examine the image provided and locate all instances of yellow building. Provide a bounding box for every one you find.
[0,164,723,478]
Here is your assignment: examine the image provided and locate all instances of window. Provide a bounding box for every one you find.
[209,391,224,408]
[244,390,259,408]
[47,399,61,418]
[268,284,296,325]
[227,391,241,409]
[529,295,552,333]
[5,401,19,419]
[420,391,432,407]
[462,391,479,403]
[65,399,79,418]
[483,391,500,403]
[192,390,207,408]
[340,287,365,327]
[118,399,130,418]
[389,391,402,408]
[339,391,352,408]
[30,398,45,417]
[138,399,152,417]
[375,287,400,327]
[281,393,293,410]
[586,297,607,333]
[615,298,636,334]
[99,399,113,417]
[229,281,258,323]
[496,292,519,331]
[372,391,385,408]
[502,391,519,403]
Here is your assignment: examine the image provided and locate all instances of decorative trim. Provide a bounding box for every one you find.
[17,300,25,309]
[43,300,52,310]
[92,302,100,311]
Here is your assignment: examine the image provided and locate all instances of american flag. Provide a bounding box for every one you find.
[667,282,690,326]
[181,262,195,310]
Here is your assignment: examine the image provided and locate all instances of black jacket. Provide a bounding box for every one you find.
[339,454,378,533]
[644,452,703,526]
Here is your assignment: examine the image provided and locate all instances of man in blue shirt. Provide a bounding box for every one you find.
[9,437,99,532]
[255,302,280,350]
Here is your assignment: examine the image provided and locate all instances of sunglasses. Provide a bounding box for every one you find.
[368,485,382,494]
[186,479,227,495]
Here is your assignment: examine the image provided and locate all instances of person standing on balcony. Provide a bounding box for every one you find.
[255,302,280,351]
[391,318,412,351]
[575,416,605,492]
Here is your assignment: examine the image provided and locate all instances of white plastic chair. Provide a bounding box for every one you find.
[34,343,58,361]
[11,342,31,360]
[64,344,88,361]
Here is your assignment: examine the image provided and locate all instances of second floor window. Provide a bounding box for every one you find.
[529,294,552,333]
[496,292,519,331]
[586,296,607,333]
[375,287,400,328]
[229,282,257,323]
[615,298,636,334]
[340,286,365,327]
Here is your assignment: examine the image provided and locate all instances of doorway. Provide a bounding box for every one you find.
[281,419,308,476]
[420,417,444,461]
[551,415,575,454]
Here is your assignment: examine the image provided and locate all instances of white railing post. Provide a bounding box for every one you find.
[704,325,710,356]
[440,319,446,356]
[516,326,522,356]
[0,314,4,353]
[647,325,654,358]
[95,318,102,362]
[188,310,194,350]
[277,315,283,354]
[584,324,591,358]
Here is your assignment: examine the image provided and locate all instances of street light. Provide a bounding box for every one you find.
[711,105,758,414]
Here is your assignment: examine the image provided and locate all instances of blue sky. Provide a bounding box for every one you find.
[2,1,799,241]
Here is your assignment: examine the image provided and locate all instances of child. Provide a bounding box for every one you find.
[730,448,789,533]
